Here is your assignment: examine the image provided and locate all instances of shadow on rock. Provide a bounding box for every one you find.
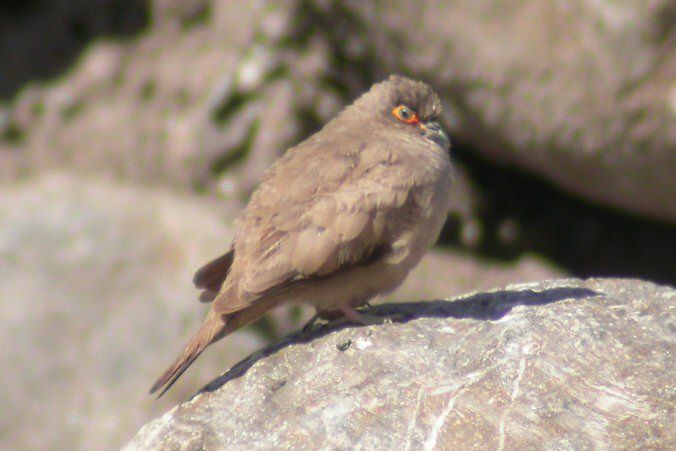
[199,286,598,396]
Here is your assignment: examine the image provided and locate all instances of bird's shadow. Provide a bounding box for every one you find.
[198,286,599,397]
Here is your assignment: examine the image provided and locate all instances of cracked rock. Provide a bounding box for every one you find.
[125,278,675,449]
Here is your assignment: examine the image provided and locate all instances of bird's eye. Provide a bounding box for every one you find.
[392,105,419,124]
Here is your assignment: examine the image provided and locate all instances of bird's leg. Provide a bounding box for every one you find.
[338,303,384,326]
[305,304,391,330]
[302,308,344,333]
[347,302,409,325]
[302,313,320,334]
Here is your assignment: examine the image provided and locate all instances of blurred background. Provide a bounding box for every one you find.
[0,1,674,449]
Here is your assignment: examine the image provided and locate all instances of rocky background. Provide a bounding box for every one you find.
[0,1,674,450]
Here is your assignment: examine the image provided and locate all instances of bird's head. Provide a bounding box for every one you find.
[348,75,450,151]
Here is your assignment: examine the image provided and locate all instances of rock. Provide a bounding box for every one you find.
[328,0,676,221]
[0,0,297,190]
[0,173,266,450]
[125,278,675,450]
[392,249,563,302]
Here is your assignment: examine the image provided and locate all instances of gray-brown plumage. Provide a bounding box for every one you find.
[150,75,453,396]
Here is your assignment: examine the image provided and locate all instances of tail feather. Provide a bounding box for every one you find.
[150,310,227,397]
[150,298,279,397]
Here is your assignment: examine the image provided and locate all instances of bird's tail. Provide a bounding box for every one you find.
[150,309,227,397]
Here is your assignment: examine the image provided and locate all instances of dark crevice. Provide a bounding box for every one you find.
[0,120,25,144]
[290,0,378,96]
[209,120,260,176]
[211,90,253,125]
[179,2,211,30]
[0,0,151,101]
[442,140,676,285]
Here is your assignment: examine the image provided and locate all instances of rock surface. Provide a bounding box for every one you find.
[0,173,265,450]
[330,0,676,221]
[0,0,290,189]
[126,278,675,450]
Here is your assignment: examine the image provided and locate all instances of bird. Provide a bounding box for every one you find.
[150,75,453,396]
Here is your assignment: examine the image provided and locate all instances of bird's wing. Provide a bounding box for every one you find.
[192,249,234,302]
[212,139,414,314]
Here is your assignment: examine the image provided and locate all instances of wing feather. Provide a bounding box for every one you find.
[211,140,414,314]
[192,249,234,303]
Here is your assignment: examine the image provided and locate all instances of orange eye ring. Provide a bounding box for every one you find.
[392,105,419,124]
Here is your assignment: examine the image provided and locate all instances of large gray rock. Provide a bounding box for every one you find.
[126,278,675,450]
[328,0,676,221]
[0,173,266,450]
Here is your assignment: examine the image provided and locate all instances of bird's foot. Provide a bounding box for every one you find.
[338,303,386,326]
[302,314,320,334]
[303,303,403,333]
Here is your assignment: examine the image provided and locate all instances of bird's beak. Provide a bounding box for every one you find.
[420,121,450,150]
